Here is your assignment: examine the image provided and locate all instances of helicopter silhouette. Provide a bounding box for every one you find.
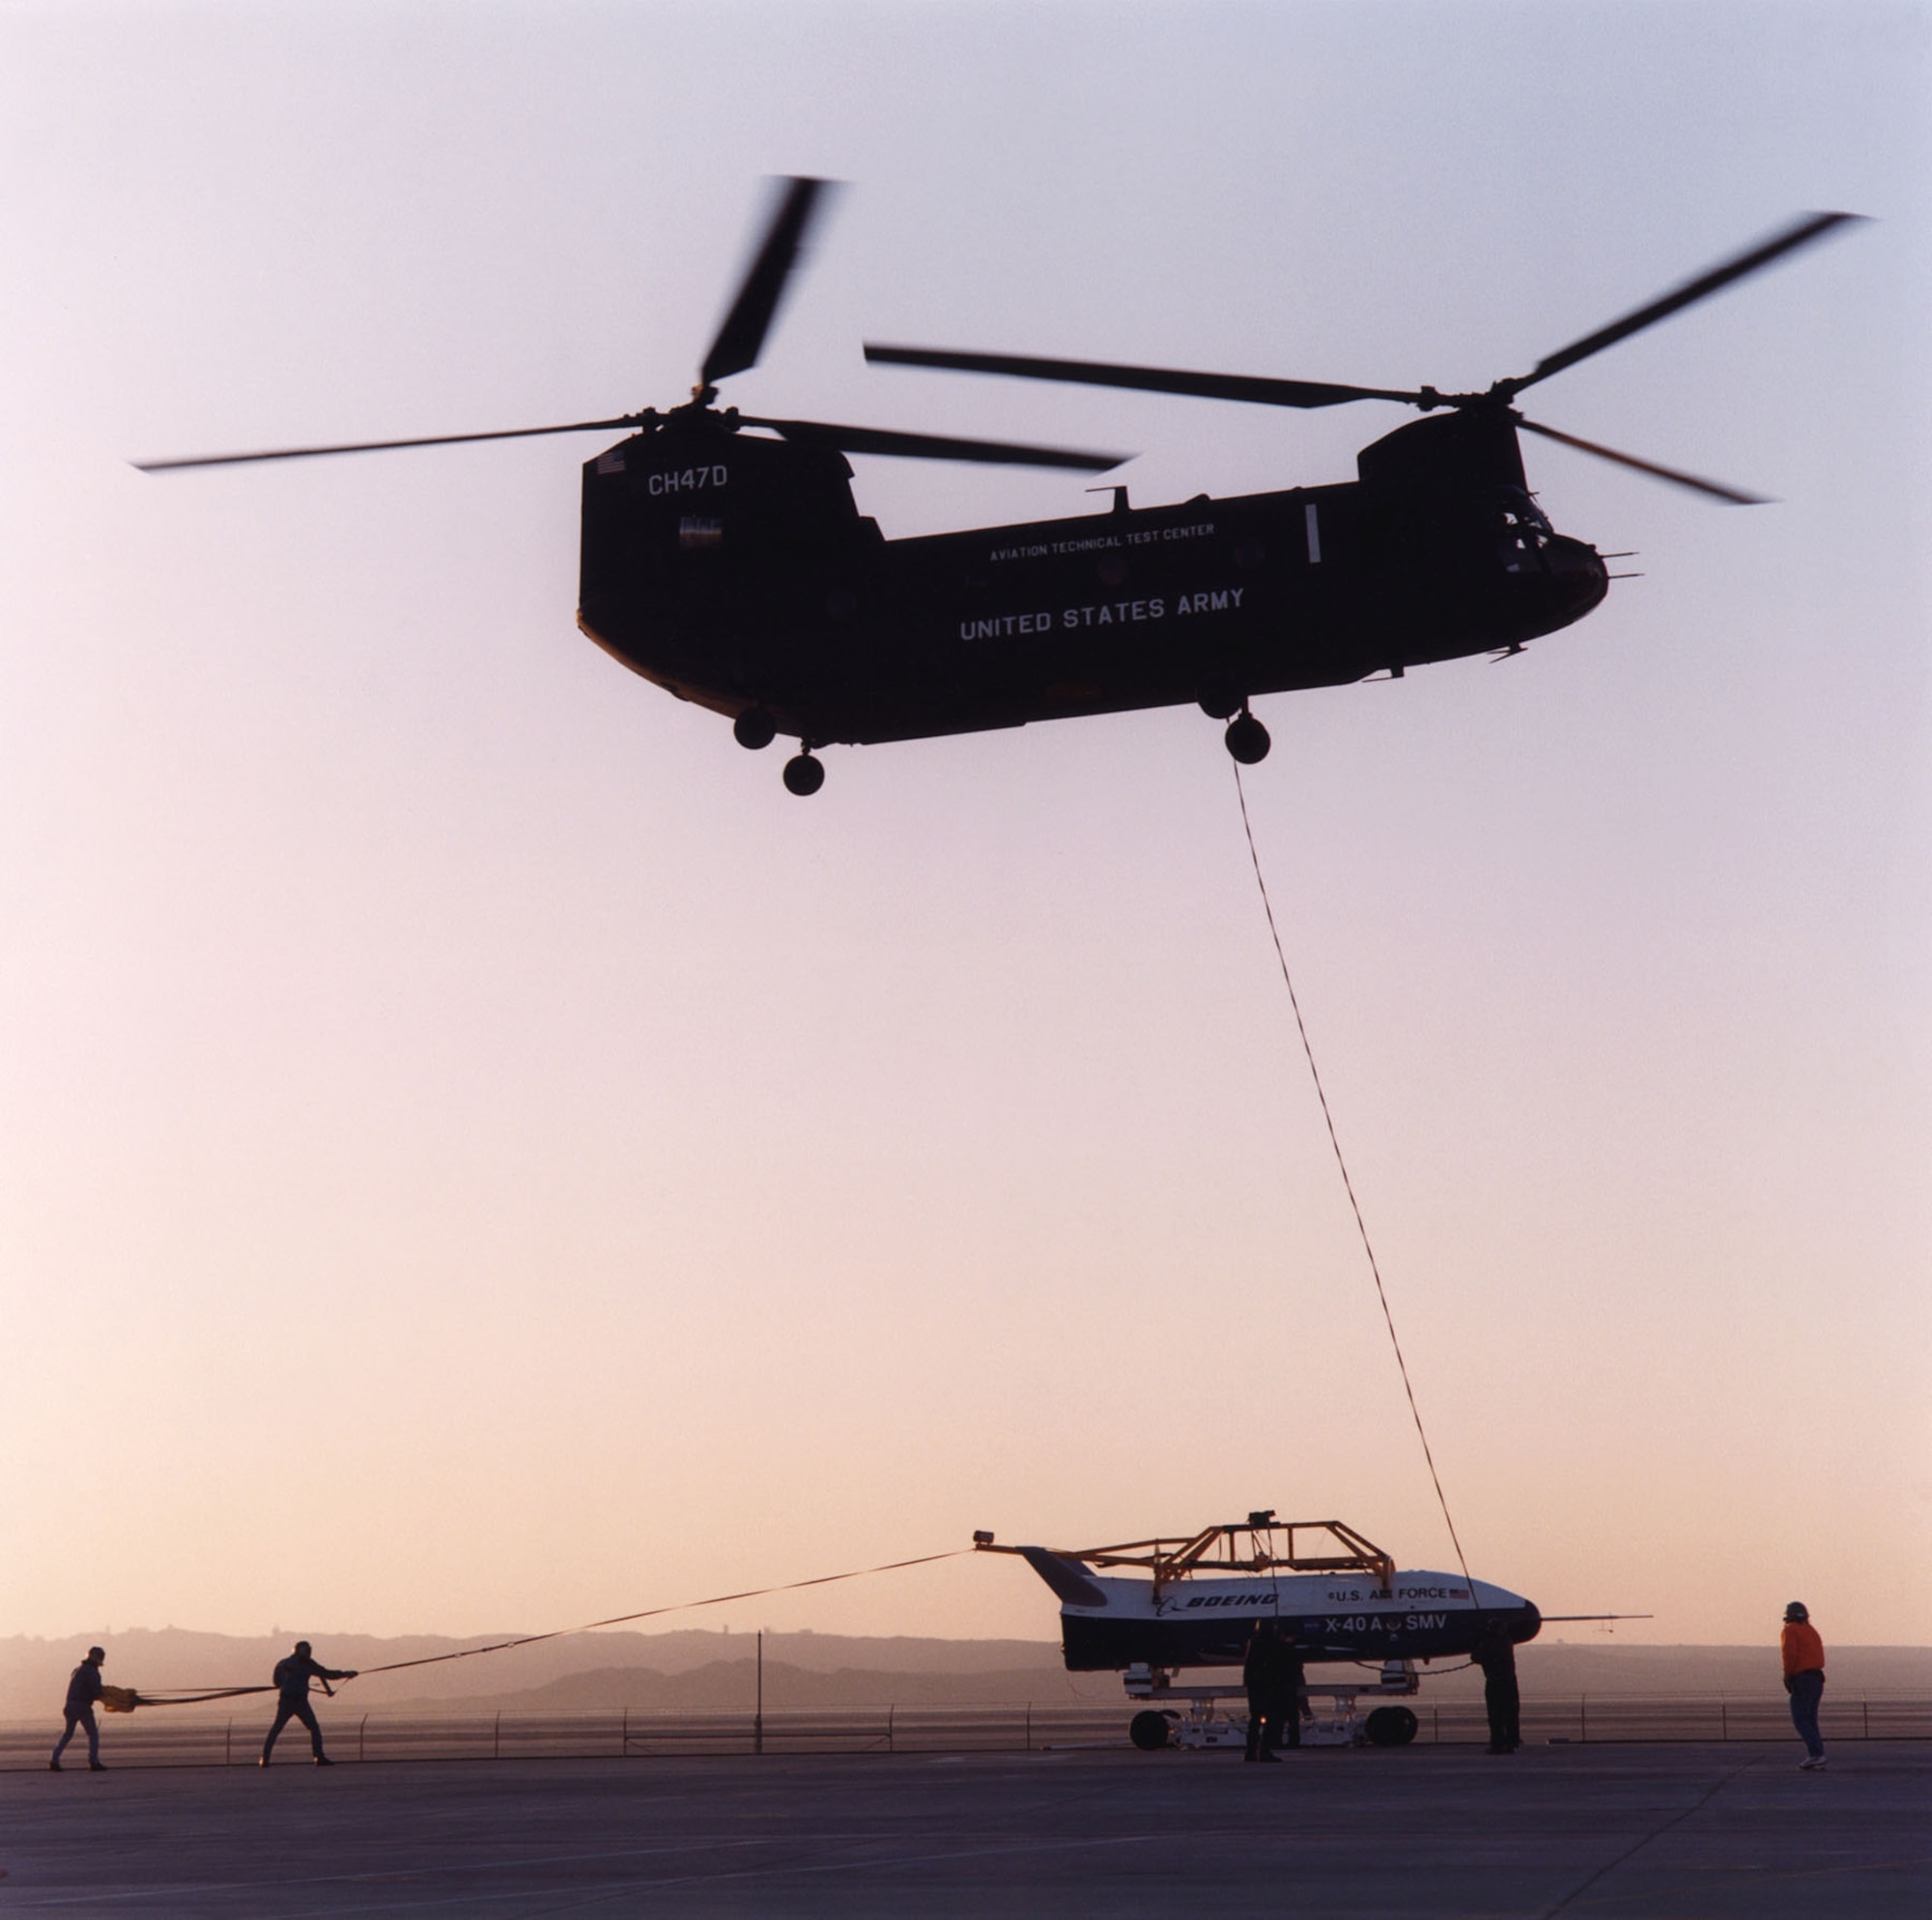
[142,184,1861,794]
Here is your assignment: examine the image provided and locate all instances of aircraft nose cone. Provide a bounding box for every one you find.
[1545,534,1609,618]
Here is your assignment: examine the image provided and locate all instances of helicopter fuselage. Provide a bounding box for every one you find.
[577,405,1608,750]
[143,192,1852,788]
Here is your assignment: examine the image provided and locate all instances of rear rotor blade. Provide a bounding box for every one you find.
[135,415,642,472]
[1511,211,1865,394]
[739,414,1126,470]
[866,344,1418,410]
[701,177,836,388]
[1516,416,1767,504]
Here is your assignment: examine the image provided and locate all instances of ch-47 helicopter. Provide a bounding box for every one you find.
[975,1515,1639,1752]
[141,183,1862,795]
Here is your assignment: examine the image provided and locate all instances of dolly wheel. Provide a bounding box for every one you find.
[1224,711,1271,764]
[1364,1705,1419,1747]
[1128,1709,1172,1752]
[733,708,778,750]
[781,752,825,797]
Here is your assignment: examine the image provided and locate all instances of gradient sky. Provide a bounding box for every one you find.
[2,1,1926,1653]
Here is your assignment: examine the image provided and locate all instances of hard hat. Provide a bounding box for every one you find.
[1783,1602,1808,1623]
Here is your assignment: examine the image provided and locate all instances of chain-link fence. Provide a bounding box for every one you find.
[9,1693,1929,1769]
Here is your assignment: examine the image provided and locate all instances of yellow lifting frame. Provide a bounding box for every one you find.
[975,1517,1395,1597]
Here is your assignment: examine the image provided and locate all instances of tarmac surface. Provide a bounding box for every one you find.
[3,1743,1926,1917]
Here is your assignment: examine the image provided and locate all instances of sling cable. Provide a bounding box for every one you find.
[110,774,1468,1713]
[1234,762,1473,1589]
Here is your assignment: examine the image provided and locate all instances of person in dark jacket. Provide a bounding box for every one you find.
[1474,1618,1521,1753]
[1276,1624,1309,1751]
[49,1646,107,1770]
[1242,1622,1305,1761]
[260,1641,357,1766]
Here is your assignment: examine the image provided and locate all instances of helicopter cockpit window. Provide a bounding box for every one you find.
[679,516,724,551]
[1489,491,1552,574]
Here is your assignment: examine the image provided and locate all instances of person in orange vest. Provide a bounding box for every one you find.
[1780,1601,1827,1770]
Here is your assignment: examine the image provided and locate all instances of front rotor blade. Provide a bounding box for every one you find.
[740,414,1127,470]
[866,345,1418,410]
[1512,211,1865,394]
[1517,416,1767,504]
[135,416,642,472]
[700,177,836,388]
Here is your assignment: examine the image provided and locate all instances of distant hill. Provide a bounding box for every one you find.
[395,1659,1122,1713]
[440,1644,1932,1715]
[3,1627,1926,1720]
[1435,1640,1932,1701]
[0,1627,1068,1718]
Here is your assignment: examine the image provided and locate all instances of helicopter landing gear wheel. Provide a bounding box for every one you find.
[781,750,825,797]
[1224,710,1270,765]
[1196,675,1242,720]
[1128,1709,1173,1752]
[733,708,778,750]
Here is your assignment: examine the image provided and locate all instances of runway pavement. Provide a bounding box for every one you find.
[4,1742,1925,1917]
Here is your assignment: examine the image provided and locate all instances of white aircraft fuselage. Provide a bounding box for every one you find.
[1017,1547,1541,1672]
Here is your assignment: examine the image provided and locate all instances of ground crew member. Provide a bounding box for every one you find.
[1275,1624,1308,1751]
[260,1640,357,1766]
[1242,1621,1303,1762]
[1781,1601,1827,1770]
[1474,1618,1521,1754]
[49,1646,107,1771]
